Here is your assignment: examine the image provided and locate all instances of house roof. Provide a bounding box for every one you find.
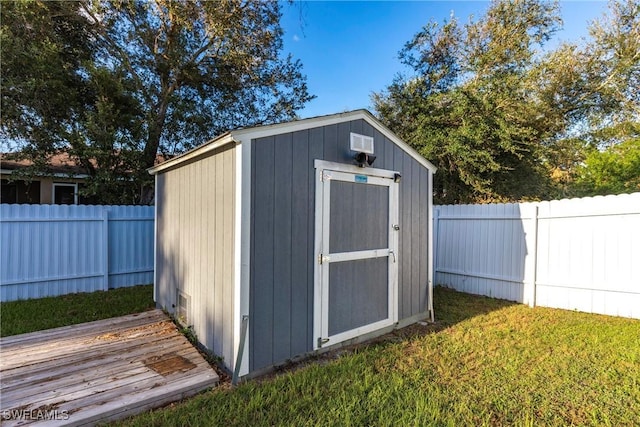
[0,151,90,177]
[148,109,437,175]
[1,151,168,178]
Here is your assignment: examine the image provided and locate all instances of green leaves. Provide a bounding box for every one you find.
[375,0,640,204]
[2,0,313,204]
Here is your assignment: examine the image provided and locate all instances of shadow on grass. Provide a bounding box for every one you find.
[376,285,518,343]
[263,285,518,379]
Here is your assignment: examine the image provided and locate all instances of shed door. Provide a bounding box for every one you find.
[314,163,399,349]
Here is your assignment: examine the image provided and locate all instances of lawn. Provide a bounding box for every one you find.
[110,287,639,427]
[0,284,154,337]
[1,286,638,426]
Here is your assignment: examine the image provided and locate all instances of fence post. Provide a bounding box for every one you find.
[102,207,110,291]
[524,205,539,307]
[433,207,440,281]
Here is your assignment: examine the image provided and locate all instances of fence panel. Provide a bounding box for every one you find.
[0,204,154,302]
[434,193,640,319]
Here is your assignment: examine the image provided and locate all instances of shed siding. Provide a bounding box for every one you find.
[156,146,236,367]
[250,119,430,371]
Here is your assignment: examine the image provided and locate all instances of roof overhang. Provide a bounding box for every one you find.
[0,168,90,179]
[148,110,437,175]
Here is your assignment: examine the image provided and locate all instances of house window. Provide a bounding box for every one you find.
[53,183,78,205]
[1,179,41,204]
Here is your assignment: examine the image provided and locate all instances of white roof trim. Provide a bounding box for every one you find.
[0,169,90,179]
[149,110,437,174]
[148,133,236,175]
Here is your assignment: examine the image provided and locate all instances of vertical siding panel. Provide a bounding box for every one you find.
[323,124,338,163]
[291,129,310,357]
[401,152,413,317]
[197,158,209,349]
[381,133,394,171]
[350,119,363,135]
[410,156,421,315]
[419,168,428,312]
[192,160,202,336]
[207,154,216,351]
[251,136,276,370]
[213,154,224,356]
[273,133,293,363]
[337,122,351,163]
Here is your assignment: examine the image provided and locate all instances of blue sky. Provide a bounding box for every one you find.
[280,1,610,119]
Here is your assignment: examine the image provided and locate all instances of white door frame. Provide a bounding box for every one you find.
[313,160,399,350]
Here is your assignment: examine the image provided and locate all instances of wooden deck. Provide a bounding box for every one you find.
[0,310,219,426]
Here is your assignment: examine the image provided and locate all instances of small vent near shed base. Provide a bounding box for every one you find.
[176,291,191,326]
[350,132,374,154]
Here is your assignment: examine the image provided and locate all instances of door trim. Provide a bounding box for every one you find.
[313,160,400,350]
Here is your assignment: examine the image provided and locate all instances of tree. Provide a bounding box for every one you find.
[0,1,98,166]
[374,0,640,204]
[1,0,313,204]
[536,0,640,197]
[374,0,562,204]
[573,136,640,195]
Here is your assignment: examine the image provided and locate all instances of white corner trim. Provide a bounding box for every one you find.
[234,136,252,377]
[312,166,324,350]
[153,174,158,303]
[427,170,435,321]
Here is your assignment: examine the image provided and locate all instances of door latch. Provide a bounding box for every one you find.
[318,337,329,347]
[389,250,396,263]
[393,224,400,231]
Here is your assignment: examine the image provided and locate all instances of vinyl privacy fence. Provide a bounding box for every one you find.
[0,204,154,302]
[434,193,640,319]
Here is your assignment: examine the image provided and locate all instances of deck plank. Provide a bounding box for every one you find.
[0,311,164,347]
[0,309,218,426]
[1,332,190,386]
[0,321,178,371]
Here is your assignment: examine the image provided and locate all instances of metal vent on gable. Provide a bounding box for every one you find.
[350,132,374,154]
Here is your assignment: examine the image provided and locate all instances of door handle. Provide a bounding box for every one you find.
[389,249,396,263]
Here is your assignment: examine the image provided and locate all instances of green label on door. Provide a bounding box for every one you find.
[355,175,368,183]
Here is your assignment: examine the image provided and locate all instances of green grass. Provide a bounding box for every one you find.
[113,287,640,427]
[0,284,155,337]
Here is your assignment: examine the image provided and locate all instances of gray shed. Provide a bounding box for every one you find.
[149,110,436,378]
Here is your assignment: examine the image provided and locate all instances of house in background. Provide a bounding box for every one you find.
[0,152,98,205]
[1,152,168,205]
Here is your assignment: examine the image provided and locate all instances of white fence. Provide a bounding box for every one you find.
[434,193,640,319]
[0,204,154,302]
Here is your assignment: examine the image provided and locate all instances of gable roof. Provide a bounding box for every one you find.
[148,109,437,175]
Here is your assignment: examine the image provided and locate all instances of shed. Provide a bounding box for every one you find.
[148,110,436,378]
